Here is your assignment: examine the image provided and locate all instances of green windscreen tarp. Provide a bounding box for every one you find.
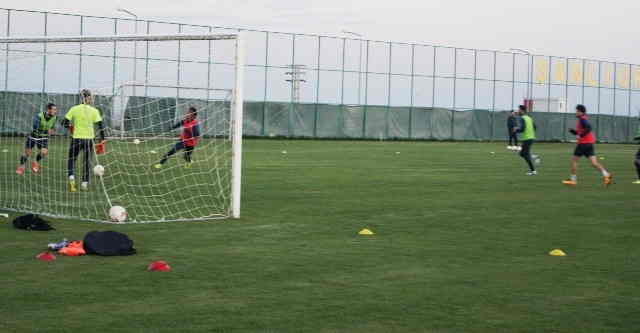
[2,91,638,143]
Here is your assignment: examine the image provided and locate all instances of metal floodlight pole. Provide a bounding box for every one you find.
[510,48,533,105]
[117,8,138,97]
[342,30,363,105]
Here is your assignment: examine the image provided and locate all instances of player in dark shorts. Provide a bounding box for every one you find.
[61,89,105,192]
[562,104,612,187]
[507,110,519,150]
[515,106,538,175]
[16,103,58,175]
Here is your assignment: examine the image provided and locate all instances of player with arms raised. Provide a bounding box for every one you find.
[562,104,612,187]
[61,89,105,192]
[16,103,58,175]
[155,106,201,169]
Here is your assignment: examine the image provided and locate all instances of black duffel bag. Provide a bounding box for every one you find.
[13,214,55,231]
[83,231,136,256]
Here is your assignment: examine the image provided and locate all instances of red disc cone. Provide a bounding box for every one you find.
[36,252,56,262]
[147,261,171,272]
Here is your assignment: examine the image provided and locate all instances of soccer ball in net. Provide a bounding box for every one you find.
[109,206,128,223]
[93,165,105,177]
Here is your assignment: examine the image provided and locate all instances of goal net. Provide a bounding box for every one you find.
[0,33,244,223]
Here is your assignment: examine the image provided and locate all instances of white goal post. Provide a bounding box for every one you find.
[0,33,245,222]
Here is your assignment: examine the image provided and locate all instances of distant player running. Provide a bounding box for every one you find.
[154,107,201,169]
[562,104,612,187]
[515,105,538,175]
[61,89,105,192]
[16,103,58,175]
[634,124,640,185]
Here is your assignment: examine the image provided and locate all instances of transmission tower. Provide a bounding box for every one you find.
[286,64,307,104]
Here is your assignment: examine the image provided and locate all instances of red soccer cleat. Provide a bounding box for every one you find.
[31,161,40,173]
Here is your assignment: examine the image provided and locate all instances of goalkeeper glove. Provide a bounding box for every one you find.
[569,129,578,135]
[95,140,106,155]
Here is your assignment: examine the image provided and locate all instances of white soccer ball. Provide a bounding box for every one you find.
[109,206,127,222]
[93,164,105,177]
[133,139,141,145]
[532,155,542,165]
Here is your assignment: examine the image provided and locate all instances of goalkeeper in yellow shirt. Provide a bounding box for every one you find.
[61,89,105,192]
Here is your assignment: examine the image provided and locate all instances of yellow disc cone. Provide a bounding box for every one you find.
[358,228,374,236]
[549,249,567,256]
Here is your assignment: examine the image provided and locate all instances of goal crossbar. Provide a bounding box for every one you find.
[116,83,233,93]
[0,33,238,44]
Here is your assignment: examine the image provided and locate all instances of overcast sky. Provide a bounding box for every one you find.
[1,0,638,63]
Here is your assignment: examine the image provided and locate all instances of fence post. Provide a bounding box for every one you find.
[340,37,346,137]
[262,32,269,137]
[564,59,570,142]
[451,48,457,140]
[386,42,392,139]
[289,34,296,137]
[41,12,47,107]
[313,36,321,138]
[546,56,552,140]
[613,62,617,142]
[111,18,118,97]
[596,61,601,141]
[430,46,436,140]
[2,9,10,132]
[78,16,83,91]
[511,53,515,112]
[473,49,477,111]
[362,40,369,138]
[176,24,183,111]
[205,26,213,111]
[628,64,633,142]
[491,51,497,141]
[409,44,415,139]
[144,21,150,97]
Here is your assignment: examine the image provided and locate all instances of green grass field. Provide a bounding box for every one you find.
[1,139,639,332]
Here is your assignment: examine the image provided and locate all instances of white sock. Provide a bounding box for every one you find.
[601,169,610,177]
[570,174,577,182]
[69,175,75,181]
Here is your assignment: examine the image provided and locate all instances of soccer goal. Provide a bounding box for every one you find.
[0,33,244,223]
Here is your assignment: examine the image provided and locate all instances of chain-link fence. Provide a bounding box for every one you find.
[1,7,639,142]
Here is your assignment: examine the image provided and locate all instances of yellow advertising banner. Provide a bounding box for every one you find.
[535,58,549,83]
[554,61,566,83]
[569,62,583,84]
[585,63,598,86]
[617,65,630,89]
[634,67,640,89]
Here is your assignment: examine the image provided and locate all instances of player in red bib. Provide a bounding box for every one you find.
[154,107,201,169]
[562,104,612,187]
